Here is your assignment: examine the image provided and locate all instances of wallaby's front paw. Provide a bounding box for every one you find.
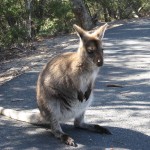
[84,90,91,101]
[61,134,78,147]
[77,90,84,102]
[84,87,91,101]
[94,125,112,135]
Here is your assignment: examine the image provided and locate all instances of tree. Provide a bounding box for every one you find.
[70,0,94,30]
[25,0,32,40]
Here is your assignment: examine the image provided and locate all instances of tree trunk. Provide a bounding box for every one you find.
[25,0,32,40]
[70,0,94,30]
[103,7,109,22]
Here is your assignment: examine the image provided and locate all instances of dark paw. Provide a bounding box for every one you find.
[61,134,78,147]
[94,125,112,135]
[84,88,91,101]
[77,90,84,102]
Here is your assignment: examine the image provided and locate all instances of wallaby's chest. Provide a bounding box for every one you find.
[80,74,91,93]
[58,69,99,122]
[80,69,99,93]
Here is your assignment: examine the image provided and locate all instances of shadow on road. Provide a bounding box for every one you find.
[0,119,149,150]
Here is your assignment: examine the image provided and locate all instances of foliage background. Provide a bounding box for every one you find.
[0,0,149,60]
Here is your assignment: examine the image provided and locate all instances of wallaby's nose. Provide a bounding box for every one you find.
[97,59,103,67]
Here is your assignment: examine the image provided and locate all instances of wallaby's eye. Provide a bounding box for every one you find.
[87,46,95,55]
[87,49,94,55]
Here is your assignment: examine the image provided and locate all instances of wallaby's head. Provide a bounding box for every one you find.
[73,23,108,67]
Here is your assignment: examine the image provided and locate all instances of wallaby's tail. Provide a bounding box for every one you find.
[0,107,49,126]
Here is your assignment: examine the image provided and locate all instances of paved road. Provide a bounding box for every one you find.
[0,18,150,150]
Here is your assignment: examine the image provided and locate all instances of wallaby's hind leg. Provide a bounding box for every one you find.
[39,106,77,147]
[74,112,111,135]
[50,117,77,147]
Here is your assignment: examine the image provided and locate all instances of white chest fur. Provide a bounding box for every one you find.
[80,68,99,93]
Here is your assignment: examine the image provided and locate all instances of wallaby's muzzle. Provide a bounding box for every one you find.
[93,51,103,67]
[97,58,103,67]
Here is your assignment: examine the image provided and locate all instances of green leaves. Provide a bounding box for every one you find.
[0,0,149,52]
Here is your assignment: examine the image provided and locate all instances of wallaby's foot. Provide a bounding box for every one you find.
[74,122,111,135]
[74,113,111,135]
[61,134,77,147]
[94,124,111,135]
[52,130,77,147]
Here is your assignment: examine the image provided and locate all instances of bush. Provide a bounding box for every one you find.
[39,1,74,36]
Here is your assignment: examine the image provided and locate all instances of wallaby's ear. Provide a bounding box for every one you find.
[73,24,86,39]
[93,23,108,39]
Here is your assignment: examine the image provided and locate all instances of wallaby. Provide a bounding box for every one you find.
[36,23,111,146]
[0,23,111,147]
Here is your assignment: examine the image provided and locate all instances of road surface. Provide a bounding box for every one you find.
[0,18,150,150]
